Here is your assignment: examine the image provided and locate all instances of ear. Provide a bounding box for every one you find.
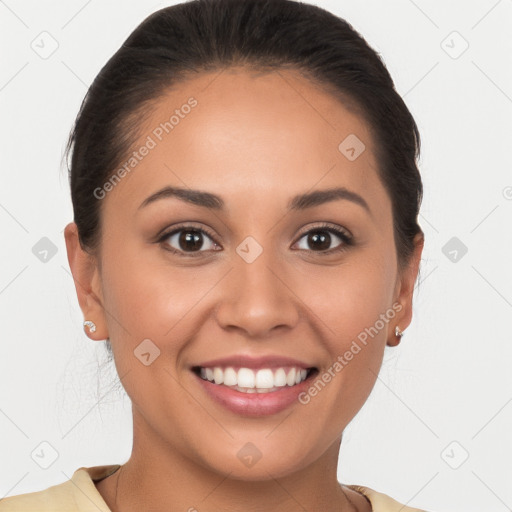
[387,232,424,347]
[64,222,108,340]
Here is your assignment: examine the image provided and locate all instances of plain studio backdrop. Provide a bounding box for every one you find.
[0,1,511,511]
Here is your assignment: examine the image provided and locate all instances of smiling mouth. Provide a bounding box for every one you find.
[192,366,318,393]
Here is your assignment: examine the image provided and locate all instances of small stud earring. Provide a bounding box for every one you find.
[395,325,404,338]
[83,320,97,333]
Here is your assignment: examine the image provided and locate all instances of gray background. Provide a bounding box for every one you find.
[1,1,511,511]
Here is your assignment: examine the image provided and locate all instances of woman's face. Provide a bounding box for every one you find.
[67,67,422,479]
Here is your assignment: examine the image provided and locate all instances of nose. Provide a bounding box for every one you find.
[214,249,300,338]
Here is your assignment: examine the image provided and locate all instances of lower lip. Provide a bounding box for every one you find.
[193,372,314,416]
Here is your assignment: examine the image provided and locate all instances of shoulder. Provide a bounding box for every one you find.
[0,465,120,512]
[346,484,432,512]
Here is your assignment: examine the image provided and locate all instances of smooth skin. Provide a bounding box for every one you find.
[65,67,423,512]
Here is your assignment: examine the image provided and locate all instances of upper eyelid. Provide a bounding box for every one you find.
[159,223,218,242]
[298,223,351,238]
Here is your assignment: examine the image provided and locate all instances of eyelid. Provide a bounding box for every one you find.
[295,221,352,241]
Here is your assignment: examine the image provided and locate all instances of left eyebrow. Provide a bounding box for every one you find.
[288,187,371,216]
[138,185,371,216]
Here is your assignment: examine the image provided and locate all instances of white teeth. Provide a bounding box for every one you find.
[274,368,287,387]
[286,368,296,386]
[198,366,310,392]
[223,367,237,386]
[255,369,274,388]
[237,368,255,388]
[213,367,224,385]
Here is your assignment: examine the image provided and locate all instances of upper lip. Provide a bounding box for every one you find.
[193,355,315,370]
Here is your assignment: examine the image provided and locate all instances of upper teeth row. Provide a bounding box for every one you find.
[200,367,308,389]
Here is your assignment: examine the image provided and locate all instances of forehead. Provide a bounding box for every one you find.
[104,66,386,215]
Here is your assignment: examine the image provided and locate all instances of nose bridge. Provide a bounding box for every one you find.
[238,244,280,298]
[215,240,299,335]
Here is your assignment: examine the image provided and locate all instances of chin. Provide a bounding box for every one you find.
[192,439,316,481]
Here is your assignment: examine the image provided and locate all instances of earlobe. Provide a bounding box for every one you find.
[387,232,424,347]
[64,222,108,340]
[387,323,404,347]
[83,320,97,334]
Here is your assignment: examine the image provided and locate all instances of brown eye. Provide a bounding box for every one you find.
[179,230,205,251]
[305,231,332,251]
[159,226,220,256]
[294,224,353,254]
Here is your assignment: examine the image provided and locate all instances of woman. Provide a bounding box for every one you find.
[0,0,430,510]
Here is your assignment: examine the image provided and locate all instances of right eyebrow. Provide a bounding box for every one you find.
[139,186,224,210]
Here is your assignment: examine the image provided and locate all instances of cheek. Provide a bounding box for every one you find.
[99,239,221,355]
[295,247,396,416]
[98,246,194,413]
[300,254,396,343]
[296,250,396,400]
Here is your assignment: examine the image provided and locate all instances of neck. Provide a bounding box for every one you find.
[96,411,369,512]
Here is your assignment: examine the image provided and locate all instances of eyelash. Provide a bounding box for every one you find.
[156,222,354,258]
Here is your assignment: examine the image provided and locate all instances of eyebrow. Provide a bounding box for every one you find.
[138,185,371,215]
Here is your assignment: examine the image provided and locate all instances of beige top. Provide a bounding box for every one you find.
[0,465,430,511]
